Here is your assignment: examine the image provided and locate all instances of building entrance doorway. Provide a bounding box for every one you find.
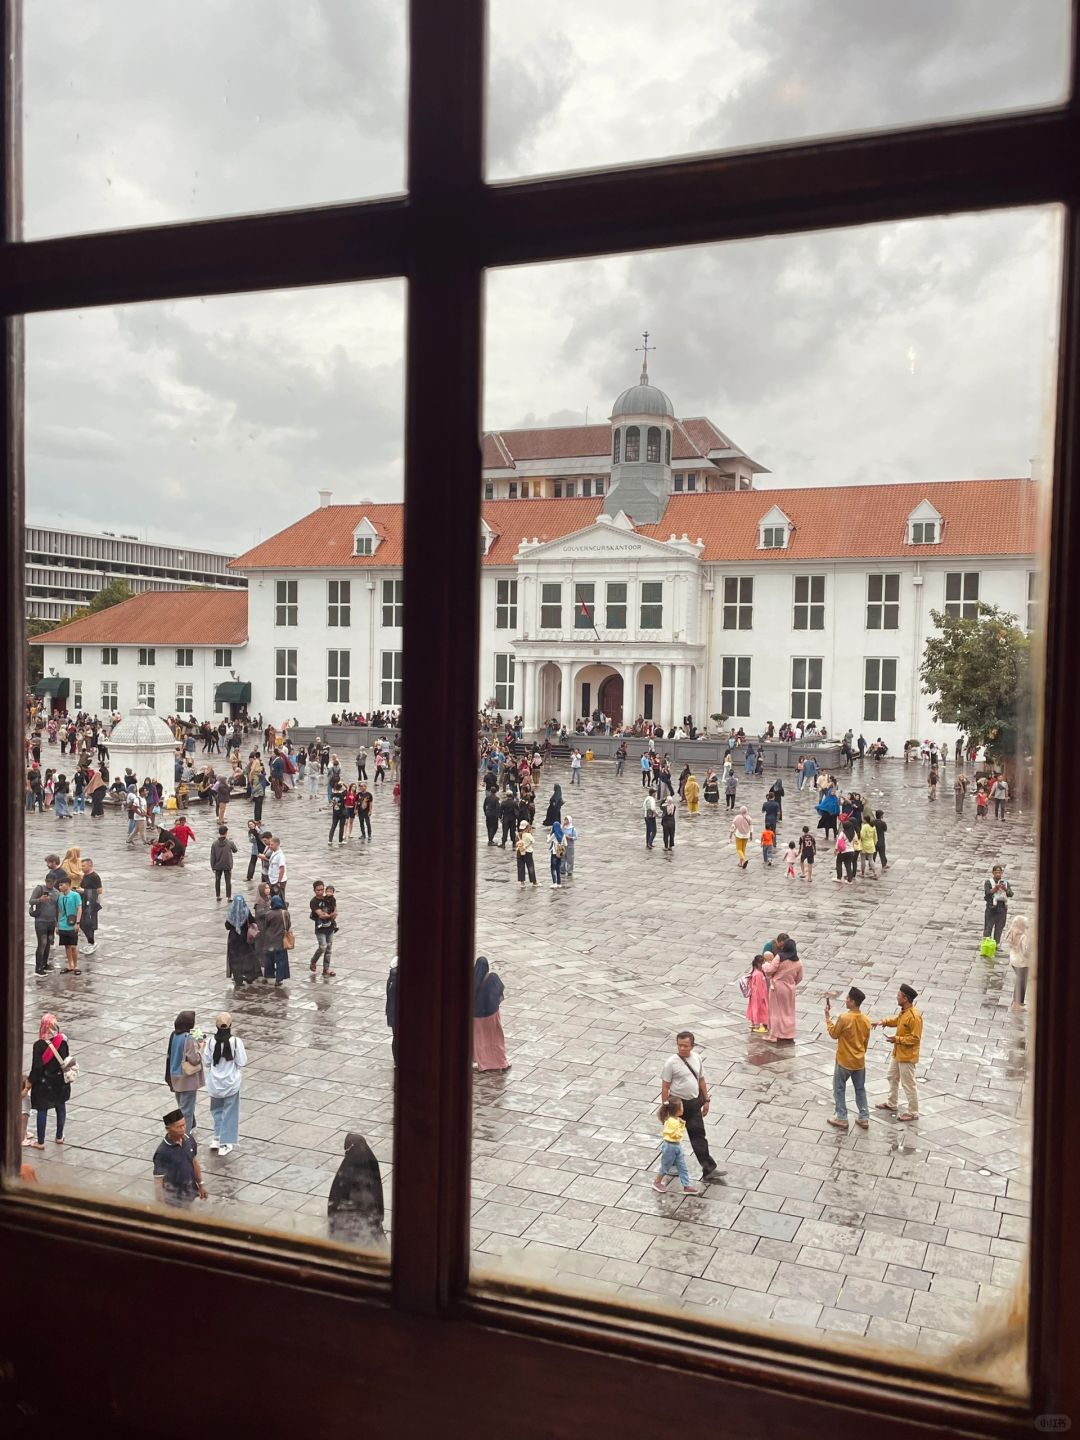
[598,673,624,725]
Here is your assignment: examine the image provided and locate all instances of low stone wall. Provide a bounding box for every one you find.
[535,736,847,773]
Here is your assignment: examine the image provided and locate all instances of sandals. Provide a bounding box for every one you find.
[68,967,81,976]
[322,969,336,977]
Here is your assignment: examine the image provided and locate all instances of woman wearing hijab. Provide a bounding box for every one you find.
[261,894,292,986]
[816,787,840,846]
[542,783,563,828]
[165,1010,203,1133]
[202,1012,247,1155]
[684,771,701,815]
[327,1133,386,1250]
[225,894,261,988]
[730,805,753,868]
[27,1012,71,1149]
[473,955,510,1072]
[763,940,804,1044]
[61,846,82,889]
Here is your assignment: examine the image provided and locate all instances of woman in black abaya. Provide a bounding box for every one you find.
[327,1133,386,1250]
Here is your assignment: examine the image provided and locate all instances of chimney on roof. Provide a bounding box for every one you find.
[318,489,333,508]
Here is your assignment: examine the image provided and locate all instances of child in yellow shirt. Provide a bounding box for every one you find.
[653,1099,702,1194]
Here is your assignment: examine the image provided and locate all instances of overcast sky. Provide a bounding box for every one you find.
[22,1,1069,547]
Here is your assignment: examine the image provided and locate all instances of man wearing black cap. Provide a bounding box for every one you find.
[153,1109,207,1207]
[873,984,923,1121]
[825,987,871,1131]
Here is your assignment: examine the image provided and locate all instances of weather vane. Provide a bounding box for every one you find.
[635,330,654,382]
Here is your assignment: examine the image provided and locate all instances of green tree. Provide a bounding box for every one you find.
[26,617,51,687]
[67,579,135,622]
[920,603,1031,768]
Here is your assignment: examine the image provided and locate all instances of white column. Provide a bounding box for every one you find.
[673,664,688,729]
[559,661,574,728]
[518,658,533,727]
[662,663,675,728]
[622,662,637,726]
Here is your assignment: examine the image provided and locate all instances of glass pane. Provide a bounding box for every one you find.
[473,207,1059,1378]
[24,1,407,238]
[20,279,404,1261]
[487,0,1071,182]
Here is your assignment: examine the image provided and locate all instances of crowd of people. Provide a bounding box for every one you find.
[22,695,1026,1242]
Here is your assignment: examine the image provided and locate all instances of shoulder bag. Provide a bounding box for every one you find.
[283,914,295,951]
[44,1037,78,1085]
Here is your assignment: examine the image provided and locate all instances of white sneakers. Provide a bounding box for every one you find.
[217,1144,233,1156]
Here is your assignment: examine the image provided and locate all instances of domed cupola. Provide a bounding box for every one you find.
[605,333,674,524]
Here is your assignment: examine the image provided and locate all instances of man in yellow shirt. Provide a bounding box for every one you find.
[825,986,871,1131]
[873,983,922,1121]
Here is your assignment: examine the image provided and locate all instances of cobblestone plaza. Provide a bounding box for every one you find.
[21,752,1032,1356]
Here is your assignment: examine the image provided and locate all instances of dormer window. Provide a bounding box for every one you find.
[625,426,640,462]
[758,503,792,550]
[906,499,942,545]
[352,516,381,557]
[612,429,621,464]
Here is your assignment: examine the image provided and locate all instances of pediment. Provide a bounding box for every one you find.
[518,522,683,563]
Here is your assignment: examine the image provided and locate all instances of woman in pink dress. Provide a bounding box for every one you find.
[763,939,803,1043]
[473,956,510,1072]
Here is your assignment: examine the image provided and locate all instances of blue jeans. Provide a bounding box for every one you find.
[36,1102,66,1143]
[549,852,562,884]
[210,1091,241,1145]
[833,1064,868,1122]
[657,1140,690,1187]
[645,815,657,847]
[172,1088,197,1133]
[73,794,86,813]
[570,769,581,784]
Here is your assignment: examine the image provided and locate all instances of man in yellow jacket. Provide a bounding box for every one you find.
[873,983,922,1121]
[825,986,871,1131]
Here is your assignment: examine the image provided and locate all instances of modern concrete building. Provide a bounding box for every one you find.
[25,522,246,623]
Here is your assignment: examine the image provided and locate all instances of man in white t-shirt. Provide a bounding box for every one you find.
[660,1030,720,1182]
[266,838,288,900]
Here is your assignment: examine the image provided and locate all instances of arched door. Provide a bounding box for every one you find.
[598,673,623,725]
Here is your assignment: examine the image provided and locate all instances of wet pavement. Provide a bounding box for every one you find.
[21,750,1033,1356]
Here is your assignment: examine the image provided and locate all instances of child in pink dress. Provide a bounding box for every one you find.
[746,954,769,1032]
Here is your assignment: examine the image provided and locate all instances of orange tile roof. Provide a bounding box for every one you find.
[230,479,1037,573]
[481,417,758,469]
[33,589,249,646]
[638,479,1038,561]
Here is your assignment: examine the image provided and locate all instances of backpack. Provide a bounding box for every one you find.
[738,972,753,998]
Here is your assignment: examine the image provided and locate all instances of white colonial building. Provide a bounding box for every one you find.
[32,363,1039,747]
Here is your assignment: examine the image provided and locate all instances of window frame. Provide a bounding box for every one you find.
[493,651,514,710]
[792,574,825,630]
[540,581,562,630]
[573,581,595,629]
[380,649,403,707]
[274,647,297,703]
[175,682,194,712]
[2,6,1079,1435]
[328,578,352,628]
[866,571,900,630]
[275,577,298,626]
[605,580,627,629]
[790,656,823,721]
[213,647,232,668]
[326,647,351,704]
[65,645,80,665]
[381,577,404,628]
[862,656,898,723]
[495,577,518,629]
[721,575,753,630]
[945,570,981,619]
[137,645,155,666]
[175,647,193,668]
[720,655,751,718]
[639,579,663,629]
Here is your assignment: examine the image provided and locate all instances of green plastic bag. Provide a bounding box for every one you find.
[980,936,998,958]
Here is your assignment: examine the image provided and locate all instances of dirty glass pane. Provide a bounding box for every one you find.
[23,1,407,239]
[19,281,404,1260]
[486,0,1071,182]
[471,207,1059,1380]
